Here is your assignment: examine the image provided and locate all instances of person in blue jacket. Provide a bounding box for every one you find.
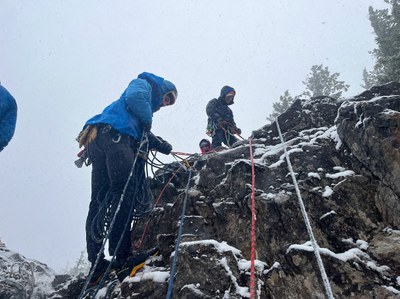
[78,72,177,284]
[0,84,17,152]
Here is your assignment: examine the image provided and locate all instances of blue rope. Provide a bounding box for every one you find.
[166,169,193,299]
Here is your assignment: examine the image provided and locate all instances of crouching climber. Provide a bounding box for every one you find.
[77,72,177,285]
[206,86,241,149]
[199,138,213,154]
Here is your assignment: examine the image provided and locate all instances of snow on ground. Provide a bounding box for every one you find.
[0,248,56,297]
[180,239,242,256]
[383,285,400,294]
[308,172,321,179]
[356,240,369,250]
[219,257,250,298]
[181,283,206,296]
[320,210,337,220]
[287,241,392,275]
[322,186,333,197]
[326,170,355,179]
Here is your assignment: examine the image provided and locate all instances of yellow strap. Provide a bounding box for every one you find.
[129,261,146,277]
[77,125,97,148]
[129,251,159,277]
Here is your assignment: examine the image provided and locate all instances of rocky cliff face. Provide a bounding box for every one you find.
[2,83,400,298]
[0,244,56,298]
[121,82,400,299]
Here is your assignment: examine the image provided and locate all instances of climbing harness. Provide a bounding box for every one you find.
[218,121,244,146]
[79,132,150,299]
[248,137,256,299]
[275,117,335,299]
[206,119,217,137]
[166,167,194,299]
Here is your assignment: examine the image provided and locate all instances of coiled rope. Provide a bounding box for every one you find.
[132,165,183,250]
[275,117,334,299]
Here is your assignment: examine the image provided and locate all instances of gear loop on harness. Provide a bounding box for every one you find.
[112,133,122,143]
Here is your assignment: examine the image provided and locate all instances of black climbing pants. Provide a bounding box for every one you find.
[85,124,146,266]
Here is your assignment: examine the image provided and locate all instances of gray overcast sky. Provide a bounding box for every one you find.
[0,0,388,272]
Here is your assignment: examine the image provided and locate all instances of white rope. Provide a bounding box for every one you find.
[275,117,335,299]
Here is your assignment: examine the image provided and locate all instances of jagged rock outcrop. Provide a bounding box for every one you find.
[2,83,400,298]
[125,82,400,298]
[0,244,56,298]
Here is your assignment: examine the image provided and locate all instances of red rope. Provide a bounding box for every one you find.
[248,138,256,298]
[171,151,193,156]
[132,167,181,249]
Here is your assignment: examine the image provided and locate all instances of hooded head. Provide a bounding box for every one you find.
[160,80,178,107]
[220,86,236,105]
[161,80,177,95]
[137,72,177,110]
[199,138,212,154]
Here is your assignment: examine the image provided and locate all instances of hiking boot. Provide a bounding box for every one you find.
[115,247,159,282]
[87,259,110,288]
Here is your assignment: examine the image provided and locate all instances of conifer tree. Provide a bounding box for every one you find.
[302,64,349,99]
[368,0,400,84]
[267,90,295,122]
[69,250,90,276]
[361,68,379,89]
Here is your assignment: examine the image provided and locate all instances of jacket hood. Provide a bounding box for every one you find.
[220,86,235,98]
[137,72,165,112]
[137,72,177,111]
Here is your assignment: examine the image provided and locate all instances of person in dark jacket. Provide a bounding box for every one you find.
[0,84,17,152]
[206,86,241,148]
[78,72,177,283]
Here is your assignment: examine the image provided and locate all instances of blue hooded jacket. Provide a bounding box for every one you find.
[85,72,177,139]
[0,85,17,151]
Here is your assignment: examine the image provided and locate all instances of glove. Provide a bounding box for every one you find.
[147,133,172,154]
[157,140,173,155]
[234,127,242,135]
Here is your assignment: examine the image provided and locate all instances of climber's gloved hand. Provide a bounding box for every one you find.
[157,140,173,155]
[234,127,242,135]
